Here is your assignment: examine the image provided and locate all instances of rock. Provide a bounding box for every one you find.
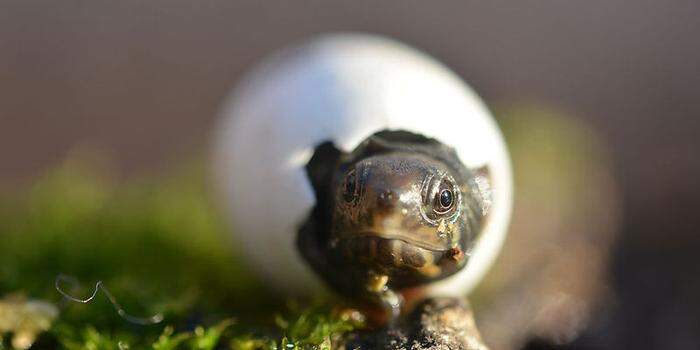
[342,298,488,350]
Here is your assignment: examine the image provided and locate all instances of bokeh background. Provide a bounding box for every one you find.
[1,1,698,349]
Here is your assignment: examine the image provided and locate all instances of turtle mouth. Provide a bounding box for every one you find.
[356,231,448,252]
[353,230,452,253]
[336,232,454,275]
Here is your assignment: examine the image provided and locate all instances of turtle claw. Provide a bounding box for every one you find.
[365,273,404,325]
[379,288,403,325]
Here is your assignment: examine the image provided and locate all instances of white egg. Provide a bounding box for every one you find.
[212,33,512,297]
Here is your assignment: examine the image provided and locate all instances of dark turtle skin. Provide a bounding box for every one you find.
[298,130,491,315]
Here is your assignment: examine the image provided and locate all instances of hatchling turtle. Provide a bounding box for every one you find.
[212,33,512,315]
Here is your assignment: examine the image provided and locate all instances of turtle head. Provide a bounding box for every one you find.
[327,131,490,288]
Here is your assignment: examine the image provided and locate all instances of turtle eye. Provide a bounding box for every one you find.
[439,189,453,208]
[433,179,456,215]
[343,169,358,203]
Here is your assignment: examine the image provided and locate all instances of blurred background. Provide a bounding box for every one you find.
[1,1,698,349]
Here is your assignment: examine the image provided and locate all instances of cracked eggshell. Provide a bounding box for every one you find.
[212,33,512,297]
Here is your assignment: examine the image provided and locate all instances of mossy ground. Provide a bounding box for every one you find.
[0,158,362,349]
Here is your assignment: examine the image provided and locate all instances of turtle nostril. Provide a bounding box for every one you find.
[378,190,396,208]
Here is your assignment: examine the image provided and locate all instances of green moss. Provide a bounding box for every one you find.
[0,158,362,349]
